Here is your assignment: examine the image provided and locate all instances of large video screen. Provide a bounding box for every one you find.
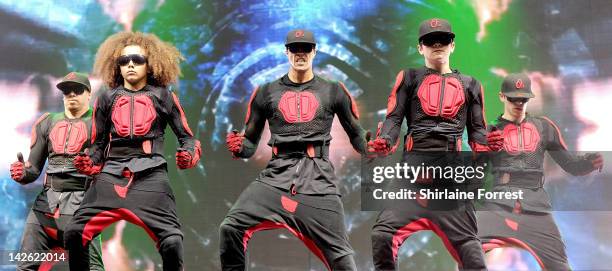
[1,0,611,270]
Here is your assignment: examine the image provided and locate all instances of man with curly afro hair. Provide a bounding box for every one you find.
[64,31,201,271]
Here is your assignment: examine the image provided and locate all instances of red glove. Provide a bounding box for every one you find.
[585,152,604,173]
[74,153,101,176]
[486,130,505,151]
[10,162,25,182]
[176,140,202,169]
[226,130,244,155]
[10,152,27,182]
[368,138,391,156]
[367,122,393,156]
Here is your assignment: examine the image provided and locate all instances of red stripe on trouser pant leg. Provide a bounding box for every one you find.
[43,226,58,241]
[38,247,64,271]
[242,220,331,271]
[482,238,547,271]
[391,218,463,268]
[82,208,159,248]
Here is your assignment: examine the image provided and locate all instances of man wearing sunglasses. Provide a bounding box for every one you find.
[9,72,104,270]
[368,18,503,270]
[220,29,368,270]
[64,32,201,271]
[477,73,604,270]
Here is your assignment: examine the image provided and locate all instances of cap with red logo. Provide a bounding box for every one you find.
[56,72,91,92]
[501,73,535,98]
[285,29,316,46]
[418,18,455,41]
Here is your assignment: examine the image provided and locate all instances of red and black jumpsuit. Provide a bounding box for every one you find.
[64,85,200,271]
[371,67,489,271]
[17,110,104,271]
[478,115,597,271]
[219,75,368,271]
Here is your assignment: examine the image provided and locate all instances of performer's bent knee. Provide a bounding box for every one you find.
[159,234,182,250]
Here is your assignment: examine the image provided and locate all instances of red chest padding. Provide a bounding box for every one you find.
[278,91,319,123]
[417,75,465,118]
[49,120,88,154]
[111,95,157,137]
[503,122,540,154]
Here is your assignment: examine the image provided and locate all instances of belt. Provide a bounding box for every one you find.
[496,171,544,189]
[48,155,74,166]
[406,132,463,152]
[43,174,88,191]
[107,137,164,158]
[272,142,329,158]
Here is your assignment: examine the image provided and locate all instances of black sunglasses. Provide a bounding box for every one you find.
[420,34,453,47]
[117,54,147,66]
[507,97,530,104]
[287,44,314,54]
[62,88,87,96]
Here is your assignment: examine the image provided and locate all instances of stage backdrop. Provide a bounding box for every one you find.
[1,0,611,270]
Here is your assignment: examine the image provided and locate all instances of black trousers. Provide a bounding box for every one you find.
[371,202,486,271]
[219,181,357,271]
[64,168,183,271]
[18,206,104,271]
[478,202,570,271]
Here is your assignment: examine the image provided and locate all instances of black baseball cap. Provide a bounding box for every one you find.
[418,18,455,41]
[501,73,535,98]
[57,72,91,92]
[285,29,316,46]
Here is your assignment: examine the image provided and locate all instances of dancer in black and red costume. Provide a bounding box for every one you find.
[9,72,104,271]
[64,32,201,271]
[220,29,368,271]
[368,18,504,271]
[477,73,604,271]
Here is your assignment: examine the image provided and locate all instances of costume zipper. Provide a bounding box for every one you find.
[290,159,305,196]
[438,76,446,116]
[130,96,134,139]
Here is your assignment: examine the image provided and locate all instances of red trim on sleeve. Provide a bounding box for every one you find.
[405,134,413,151]
[541,116,568,150]
[338,82,360,119]
[386,70,405,116]
[470,142,490,152]
[171,92,194,136]
[91,99,98,144]
[244,86,260,124]
[30,113,49,147]
[479,83,488,129]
